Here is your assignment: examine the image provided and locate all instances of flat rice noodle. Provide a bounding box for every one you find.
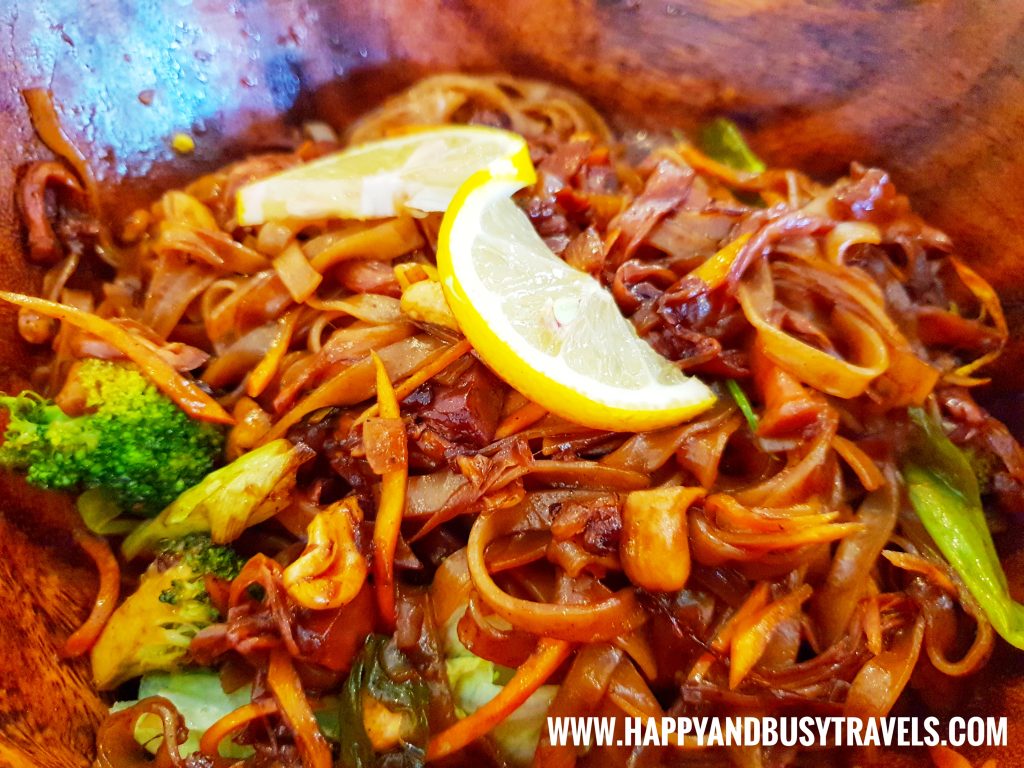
[824,221,881,264]
[307,217,425,272]
[430,548,473,626]
[612,627,658,682]
[204,270,293,343]
[202,322,279,388]
[533,643,624,768]
[263,334,444,443]
[406,471,469,522]
[676,412,744,489]
[773,258,940,405]
[844,617,925,718]
[273,321,415,412]
[273,241,323,303]
[604,159,694,271]
[528,460,649,491]
[601,400,735,474]
[306,293,404,324]
[458,594,538,667]
[546,539,620,579]
[484,530,551,572]
[605,658,663,719]
[194,227,272,273]
[814,481,898,646]
[142,255,215,338]
[918,588,995,678]
[737,262,889,399]
[733,414,837,507]
[321,321,417,366]
[468,507,647,642]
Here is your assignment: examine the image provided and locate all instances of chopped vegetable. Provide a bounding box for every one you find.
[902,408,1024,649]
[91,535,241,689]
[444,629,558,767]
[698,117,766,174]
[428,637,570,761]
[268,648,333,768]
[122,438,313,559]
[370,352,408,629]
[0,360,224,516]
[338,634,430,768]
[687,233,752,292]
[725,379,759,433]
[113,670,253,759]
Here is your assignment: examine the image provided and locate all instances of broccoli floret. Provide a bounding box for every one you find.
[159,532,244,583]
[121,438,314,559]
[91,535,242,690]
[0,360,224,516]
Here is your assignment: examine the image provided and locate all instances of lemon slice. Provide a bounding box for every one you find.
[236,126,534,225]
[437,175,716,431]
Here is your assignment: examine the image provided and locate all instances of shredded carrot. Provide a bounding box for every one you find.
[832,435,885,491]
[729,584,812,689]
[882,550,958,595]
[267,648,332,768]
[710,582,771,654]
[494,400,547,439]
[370,352,407,630]
[863,579,883,656]
[355,338,472,425]
[687,233,752,291]
[669,144,783,193]
[199,699,277,758]
[247,308,300,398]
[0,292,233,424]
[949,257,1009,380]
[428,638,572,760]
[62,529,121,658]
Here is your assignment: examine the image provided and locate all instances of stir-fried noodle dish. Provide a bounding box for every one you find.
[3,74,1023,768]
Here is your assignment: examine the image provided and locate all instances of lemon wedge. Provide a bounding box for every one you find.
[437,174,716,431]
[236,126,533,225]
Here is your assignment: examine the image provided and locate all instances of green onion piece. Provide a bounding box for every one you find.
[699,118,766,174]
[726,379,759,433]
[902,408,1024,649]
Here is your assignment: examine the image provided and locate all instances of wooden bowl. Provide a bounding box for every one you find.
[1,2,1023,766]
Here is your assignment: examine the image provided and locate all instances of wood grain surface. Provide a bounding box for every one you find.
[0,1,1022,765]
